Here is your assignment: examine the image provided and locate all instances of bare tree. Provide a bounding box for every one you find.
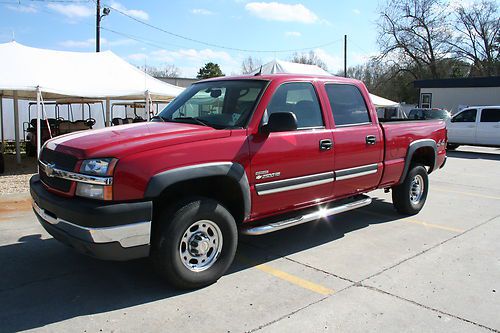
[241,56,262,74]
[377,0,454,79]
[450,0,499,76]
[290,51,328,71]
[141,64,181,78]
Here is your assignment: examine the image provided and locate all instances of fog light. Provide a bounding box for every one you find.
[76,183,113,200]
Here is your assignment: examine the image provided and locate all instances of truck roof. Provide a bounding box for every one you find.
[198,73,363,85]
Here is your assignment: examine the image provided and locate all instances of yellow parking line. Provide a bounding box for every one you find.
[434,188,500,201]
[405,219,465,233]
[254,263,334,296]
[360,209,464,233]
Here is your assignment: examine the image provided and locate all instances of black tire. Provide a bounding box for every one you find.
[152,197,238,289]
[392,164,429,215]
[447,143,459,151]
[25,142,36,157]
[0,153,4,174]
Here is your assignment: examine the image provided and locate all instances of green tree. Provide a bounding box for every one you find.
[197,62,224,79]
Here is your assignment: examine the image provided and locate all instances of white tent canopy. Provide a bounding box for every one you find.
[0,41,184,100]
[0,41,184,162]
[250,59,332,76]
[369,93,399,108]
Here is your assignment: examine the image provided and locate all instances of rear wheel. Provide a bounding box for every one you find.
[152,197,238,289]
[392,164,428,215]
[447,143,459,151]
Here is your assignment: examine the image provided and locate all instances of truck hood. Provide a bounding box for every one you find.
[46,122,231,159]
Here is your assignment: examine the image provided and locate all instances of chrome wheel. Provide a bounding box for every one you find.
[179,220,223,272]
[409,174,425,204]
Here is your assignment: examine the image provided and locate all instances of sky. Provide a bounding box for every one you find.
[0,0,381,78]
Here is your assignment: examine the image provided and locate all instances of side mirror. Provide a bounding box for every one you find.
[262,112,298,133]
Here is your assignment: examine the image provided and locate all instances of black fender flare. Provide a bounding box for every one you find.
[399,139,437,183]
[144,162,251,219]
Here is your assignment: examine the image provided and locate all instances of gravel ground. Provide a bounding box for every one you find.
[0,154,36,195]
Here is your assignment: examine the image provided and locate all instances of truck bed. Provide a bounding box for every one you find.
[378,119,447,187]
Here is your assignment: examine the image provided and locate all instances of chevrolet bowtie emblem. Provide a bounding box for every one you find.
[45,163,56,177]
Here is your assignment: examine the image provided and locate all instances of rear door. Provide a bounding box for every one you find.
[249,82,334,219]
[476,108,500,146]
[448,109,478,144]
[323,83,384,198]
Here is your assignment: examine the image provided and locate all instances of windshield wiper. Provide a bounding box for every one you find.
[150,115,166,122]
[173,117,211,127]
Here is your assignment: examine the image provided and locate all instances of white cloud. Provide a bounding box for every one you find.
[110,1,149,20]
[6,4,38,13]
[128,53,148,61]
[191,8,215,15]
[314,48,343,72]
[352,9,361,15]
[47,3,93,18]
[245,2,319,24]
[285,31,301,37]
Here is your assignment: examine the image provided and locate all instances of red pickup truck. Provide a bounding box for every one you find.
[30,74,447,289]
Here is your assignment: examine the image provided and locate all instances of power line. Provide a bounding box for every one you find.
[98,0,343,53]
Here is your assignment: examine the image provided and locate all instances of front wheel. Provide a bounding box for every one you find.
[392,164,429,215]
[152,197,238,289]
[447,143,459,151]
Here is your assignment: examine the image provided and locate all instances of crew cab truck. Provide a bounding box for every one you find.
[30,74,447,289]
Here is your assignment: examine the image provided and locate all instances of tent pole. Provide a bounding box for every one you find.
[0,94,4,153]
[105,97,110,127]
[13,91,21,164]
[145,90,151,121]
[36,87,42,158]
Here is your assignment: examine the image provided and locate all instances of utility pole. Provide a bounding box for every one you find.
[96,0,110,52]
[96,0,100,52]
[344,34,347,78]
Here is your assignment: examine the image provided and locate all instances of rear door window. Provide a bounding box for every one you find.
[325,84,371,126]
[480,108,500,122]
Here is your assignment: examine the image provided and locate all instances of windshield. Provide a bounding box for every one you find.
[156,80,268,129]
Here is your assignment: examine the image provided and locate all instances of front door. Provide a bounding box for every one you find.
[249,82,334,219]
[448,109,478,144]
[323,83,384,198]
[476,108,500,146]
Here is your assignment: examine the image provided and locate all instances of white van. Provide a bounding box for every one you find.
[447,106,500,149]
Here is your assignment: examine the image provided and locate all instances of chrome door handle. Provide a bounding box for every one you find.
[366,135,376,145]
[319,139,333,150]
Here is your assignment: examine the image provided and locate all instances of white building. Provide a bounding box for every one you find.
[414,76,500,114]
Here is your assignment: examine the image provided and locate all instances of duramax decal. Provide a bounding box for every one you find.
[255,170,281,180]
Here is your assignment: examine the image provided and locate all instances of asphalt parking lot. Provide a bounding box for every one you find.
[0,146,499,333]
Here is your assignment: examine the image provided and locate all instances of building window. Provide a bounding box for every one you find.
[420,93,432,108]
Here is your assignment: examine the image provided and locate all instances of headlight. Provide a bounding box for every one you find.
[76,183,113,200]
[80,158,117,176]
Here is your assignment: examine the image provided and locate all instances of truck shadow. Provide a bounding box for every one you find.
[0,198,400,332]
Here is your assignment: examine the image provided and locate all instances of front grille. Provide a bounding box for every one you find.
[40,168,72,192]
[40,148,77,171]
[39,147,78,193]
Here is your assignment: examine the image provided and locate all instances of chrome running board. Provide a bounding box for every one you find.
[241,195,372,236]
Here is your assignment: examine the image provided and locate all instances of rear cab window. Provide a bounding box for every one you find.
[324,84,371,126]
[480,108,500,122]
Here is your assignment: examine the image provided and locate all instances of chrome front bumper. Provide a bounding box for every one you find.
[33,201,151,248]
